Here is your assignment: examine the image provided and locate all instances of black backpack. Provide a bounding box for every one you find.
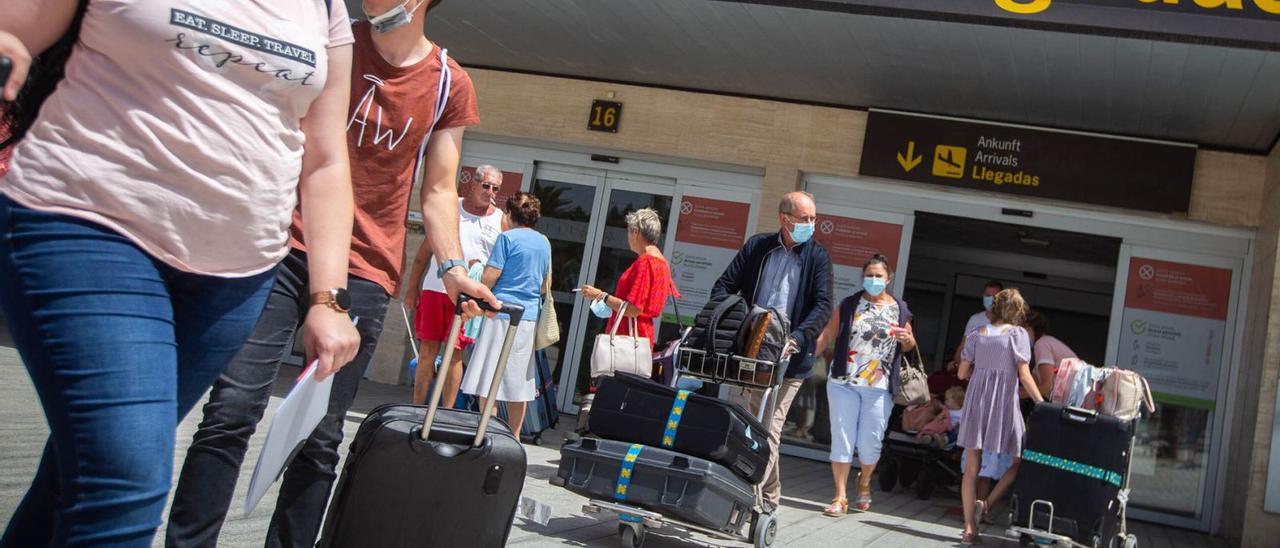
[686,294,751,356]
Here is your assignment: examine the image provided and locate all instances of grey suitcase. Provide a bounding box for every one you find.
[553,437,754,535]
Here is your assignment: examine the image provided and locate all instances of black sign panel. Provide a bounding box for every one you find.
[588,100,622,133]
[859,111,1196,215]
[775,0,1279,49]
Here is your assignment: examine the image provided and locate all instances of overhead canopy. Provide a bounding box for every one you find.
[391,0,1280,152]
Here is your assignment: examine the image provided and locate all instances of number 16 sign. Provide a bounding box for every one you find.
[588,99,623,133]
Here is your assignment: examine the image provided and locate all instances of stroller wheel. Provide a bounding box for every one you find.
[878,458,899,492]
[914,467,935,500]
[899,458,920,489]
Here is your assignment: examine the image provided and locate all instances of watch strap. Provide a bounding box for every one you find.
[437,258,468,279]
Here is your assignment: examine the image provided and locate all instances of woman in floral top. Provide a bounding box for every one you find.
[815,254,917,516]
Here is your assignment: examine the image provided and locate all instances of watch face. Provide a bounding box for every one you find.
[333,288,352,311]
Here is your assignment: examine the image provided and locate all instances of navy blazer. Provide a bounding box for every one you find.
[711,232,834,379]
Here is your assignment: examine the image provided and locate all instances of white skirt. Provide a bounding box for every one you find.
[460,318,537,402]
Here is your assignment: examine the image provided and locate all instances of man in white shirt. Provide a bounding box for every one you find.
[405,165,506,405]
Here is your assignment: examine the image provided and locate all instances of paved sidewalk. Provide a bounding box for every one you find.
[0,345,1225,547]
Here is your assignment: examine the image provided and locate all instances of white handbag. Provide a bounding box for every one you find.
[589,303,653,378]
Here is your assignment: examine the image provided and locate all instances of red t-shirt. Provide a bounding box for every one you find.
[607,254,680,347]
[289,21,481,295]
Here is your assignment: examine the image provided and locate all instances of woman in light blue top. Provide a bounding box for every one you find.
[461,192,551,436]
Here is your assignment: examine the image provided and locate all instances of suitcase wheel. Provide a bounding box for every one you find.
[752,513,778,548]
[618,523,646,548]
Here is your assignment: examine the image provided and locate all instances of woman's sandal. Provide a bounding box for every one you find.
[979,503,995,525]
[960,531,984,545]
[822,497,849,517]
[854,488,873,511]
[972,500,987,525]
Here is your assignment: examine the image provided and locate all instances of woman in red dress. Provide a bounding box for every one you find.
[579,208,680,346]
[577,208,680,432]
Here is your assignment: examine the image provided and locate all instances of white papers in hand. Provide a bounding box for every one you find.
[243,360,333,517]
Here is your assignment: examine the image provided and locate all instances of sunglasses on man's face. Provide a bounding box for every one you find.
[480,183,501,192]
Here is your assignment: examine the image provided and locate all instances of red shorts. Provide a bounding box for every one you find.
[414,290,474,349]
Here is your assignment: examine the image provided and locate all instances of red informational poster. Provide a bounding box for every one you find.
[459,165,523,209]
[813,215,904,270]
[674,197,752,250]
[668,196,753,322]
[1124,258,1232,321]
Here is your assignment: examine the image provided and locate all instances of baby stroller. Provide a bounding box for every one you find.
[877,404,963,500]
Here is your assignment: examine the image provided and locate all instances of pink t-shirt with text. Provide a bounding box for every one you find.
[3,0,354,276]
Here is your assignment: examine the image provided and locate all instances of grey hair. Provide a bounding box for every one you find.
[474,164,503,185]
[625,208,663,245]
[778,191,815,215]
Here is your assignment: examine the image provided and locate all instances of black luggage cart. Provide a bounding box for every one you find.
[1006,405,1141,548]
[577,331,792,548]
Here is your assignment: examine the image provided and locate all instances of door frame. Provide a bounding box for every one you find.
[1106,245,1246,532]
[550,167,681,413]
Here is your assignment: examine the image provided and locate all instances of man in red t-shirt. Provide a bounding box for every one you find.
[166,1,496,545]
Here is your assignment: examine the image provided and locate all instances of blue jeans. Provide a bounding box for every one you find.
[0,196,276,548]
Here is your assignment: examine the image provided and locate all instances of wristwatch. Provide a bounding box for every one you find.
[310,288,351,313]
[436,258,468,279]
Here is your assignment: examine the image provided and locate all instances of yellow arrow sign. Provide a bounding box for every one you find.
[897,141,923,172]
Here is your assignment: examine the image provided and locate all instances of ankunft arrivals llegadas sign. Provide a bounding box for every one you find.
[859,110,1197,215]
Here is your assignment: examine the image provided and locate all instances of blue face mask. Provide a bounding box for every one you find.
[590,298,613,319]
[983,296,995,311]
[366,0,425,33]
[863,277,888,297]
[789,221,815,244]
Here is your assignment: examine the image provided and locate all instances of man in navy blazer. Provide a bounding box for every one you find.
[712,190,834,511]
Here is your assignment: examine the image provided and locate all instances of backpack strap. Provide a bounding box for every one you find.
[410,47,453,190]
[704,295,744,352]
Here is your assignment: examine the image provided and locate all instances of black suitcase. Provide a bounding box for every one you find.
[553,437,755,535]
[319,298,527,548]
[588,373,769,484]
[1011,403,1133,546]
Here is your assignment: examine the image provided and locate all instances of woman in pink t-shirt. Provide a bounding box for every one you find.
[1025,310,1079,399]
[0,1,360,545]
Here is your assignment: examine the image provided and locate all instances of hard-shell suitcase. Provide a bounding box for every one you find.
[588,372,769,484]
[1011,403,1133,546]
[497,350,558,444]
[553,437,755,535]
[319,298,527,548]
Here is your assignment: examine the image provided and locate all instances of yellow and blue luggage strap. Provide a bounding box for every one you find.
[1022,450,1123,487]
[614,444,645,501]
[661,390,692,448]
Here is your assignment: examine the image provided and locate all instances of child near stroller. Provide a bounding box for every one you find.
[878,386,965,499]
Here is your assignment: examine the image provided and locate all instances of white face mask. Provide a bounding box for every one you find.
[366,0,427,33]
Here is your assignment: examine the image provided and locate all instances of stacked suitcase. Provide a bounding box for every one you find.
[553,372,769,537]
[1008,403,1139,548]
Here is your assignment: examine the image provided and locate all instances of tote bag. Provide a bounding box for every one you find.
[533,263,559,350]
[589,303,652,378]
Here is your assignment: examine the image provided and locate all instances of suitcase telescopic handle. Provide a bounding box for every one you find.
[419,294,525,447]
[463,294,524,324]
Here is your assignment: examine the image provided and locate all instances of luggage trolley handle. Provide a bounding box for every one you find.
[420,295,525,446]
